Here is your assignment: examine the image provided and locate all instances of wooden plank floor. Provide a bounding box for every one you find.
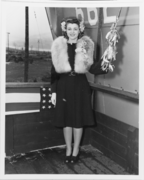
[5,145,130,174]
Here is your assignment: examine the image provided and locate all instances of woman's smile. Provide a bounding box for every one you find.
[70,34,75,36]
[69,34,76,38]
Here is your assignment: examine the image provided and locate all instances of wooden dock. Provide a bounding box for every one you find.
[5,144,130,174]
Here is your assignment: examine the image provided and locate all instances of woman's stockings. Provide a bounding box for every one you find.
[72,128,83,156]
[63,127,72,156]
[63,127,83,156]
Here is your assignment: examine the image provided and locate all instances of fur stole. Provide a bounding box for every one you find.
[51,35,94,73]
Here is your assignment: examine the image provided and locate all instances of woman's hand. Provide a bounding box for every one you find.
[51,93,56,107]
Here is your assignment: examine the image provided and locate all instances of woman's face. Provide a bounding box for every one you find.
[66,23,80,41]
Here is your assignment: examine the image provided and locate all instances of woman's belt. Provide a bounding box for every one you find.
[60,71,85,77]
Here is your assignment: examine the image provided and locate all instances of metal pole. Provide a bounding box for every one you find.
[94,8,103,84]
[95,8,103,62]
[24,6,29,82]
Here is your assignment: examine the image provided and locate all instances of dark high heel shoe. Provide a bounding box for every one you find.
[70,153,79,163]
[64,155,71,163]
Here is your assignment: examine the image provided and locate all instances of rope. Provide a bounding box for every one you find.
[34,10,44,51]
[118,7,122,19]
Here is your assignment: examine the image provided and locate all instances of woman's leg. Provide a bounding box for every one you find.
[63,127,73,156]
[72,128,83,156]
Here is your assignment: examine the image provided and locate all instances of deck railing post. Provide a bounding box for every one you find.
[24,6,29,82]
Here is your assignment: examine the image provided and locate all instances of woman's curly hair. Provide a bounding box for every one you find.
[61,17,85,40]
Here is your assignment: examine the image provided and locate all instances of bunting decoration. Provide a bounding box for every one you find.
[40,87,55,111]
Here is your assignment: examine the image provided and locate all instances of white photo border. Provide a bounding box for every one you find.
[0,0,144,180]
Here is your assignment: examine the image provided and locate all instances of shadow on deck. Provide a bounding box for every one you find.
[5,144,130,174]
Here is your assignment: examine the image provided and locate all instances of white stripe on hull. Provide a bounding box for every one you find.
[6,109,40,115]
[6,93,41,103]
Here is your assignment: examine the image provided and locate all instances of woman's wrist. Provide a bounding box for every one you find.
[52,92,56,95]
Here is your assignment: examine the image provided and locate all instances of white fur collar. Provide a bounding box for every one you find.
[51,35,94,73]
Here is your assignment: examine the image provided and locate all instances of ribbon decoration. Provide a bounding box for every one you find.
[101,13,121,72]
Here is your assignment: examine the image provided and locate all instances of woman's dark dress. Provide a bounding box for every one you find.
[51,42,107,128]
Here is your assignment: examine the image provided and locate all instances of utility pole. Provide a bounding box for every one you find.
[38,39,39,53]
[24,6,29,82]
[7,32,10,54]
[31,45,33,52]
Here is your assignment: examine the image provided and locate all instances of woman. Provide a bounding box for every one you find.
[50,17,108,163]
